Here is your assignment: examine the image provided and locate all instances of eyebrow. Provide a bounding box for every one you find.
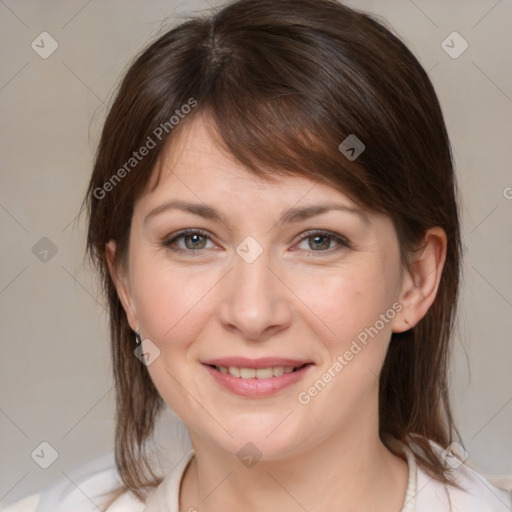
[143,199,369,227]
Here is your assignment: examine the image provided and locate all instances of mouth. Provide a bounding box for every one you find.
[201,358,314,397]
[207,363,310,379]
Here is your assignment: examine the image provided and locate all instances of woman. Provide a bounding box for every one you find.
[5,0,511,510]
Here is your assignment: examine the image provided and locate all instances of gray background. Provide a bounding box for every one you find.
[1,0,511,507]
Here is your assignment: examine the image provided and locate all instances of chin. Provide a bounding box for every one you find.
[197,417,310,462]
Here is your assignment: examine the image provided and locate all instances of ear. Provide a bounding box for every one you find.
[391,227,447,333]
[106,240,139,332]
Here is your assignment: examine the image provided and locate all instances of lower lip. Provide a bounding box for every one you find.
[203,364,313,398]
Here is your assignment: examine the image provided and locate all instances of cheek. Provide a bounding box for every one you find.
[129,262,219,419]
[130,260,215,345]
[289,260,397,348]
[291,268,399,423]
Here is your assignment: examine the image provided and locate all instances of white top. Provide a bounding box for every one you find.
[2,440,511,512]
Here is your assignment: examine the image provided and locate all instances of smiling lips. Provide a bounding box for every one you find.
[201,357,314,397]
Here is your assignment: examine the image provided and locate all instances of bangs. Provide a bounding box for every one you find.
[151,59,386,215]
[208,93,376,206]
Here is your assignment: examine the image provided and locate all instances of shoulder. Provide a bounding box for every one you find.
[409,438,512,512]
[0,452,145,512]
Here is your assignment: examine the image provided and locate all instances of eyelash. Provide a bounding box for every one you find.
[161,229,352,257]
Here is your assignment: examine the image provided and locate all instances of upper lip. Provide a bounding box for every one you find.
[202,357,313,369]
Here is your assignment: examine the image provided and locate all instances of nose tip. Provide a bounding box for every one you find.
[220,304,286,341]
[216,253,292,341]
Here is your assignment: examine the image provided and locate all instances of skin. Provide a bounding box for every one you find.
[107,114,447,512]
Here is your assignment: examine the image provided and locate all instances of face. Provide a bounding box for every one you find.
[111,115,410,461]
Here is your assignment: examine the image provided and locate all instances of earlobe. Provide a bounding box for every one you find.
[391,227,447,333]
[105,241,139,331]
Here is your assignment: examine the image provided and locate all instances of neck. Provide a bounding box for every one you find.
[179,415,408,512]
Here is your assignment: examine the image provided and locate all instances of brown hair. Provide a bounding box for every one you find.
[83,0,463,507]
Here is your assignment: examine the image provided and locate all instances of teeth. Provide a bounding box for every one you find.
[217,365,301,379]
[240,368,256,379]
[273,366,284,376]
[228,366,240,377]
[255,367,274,379]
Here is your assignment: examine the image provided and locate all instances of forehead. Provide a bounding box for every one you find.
[144,114,358,209]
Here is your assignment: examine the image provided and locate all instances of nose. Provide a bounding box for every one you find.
[216,245,293,341]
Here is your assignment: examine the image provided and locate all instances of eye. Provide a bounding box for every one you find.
[293,230,351,254]
[162,229,216,254]
[162,229,351,256]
